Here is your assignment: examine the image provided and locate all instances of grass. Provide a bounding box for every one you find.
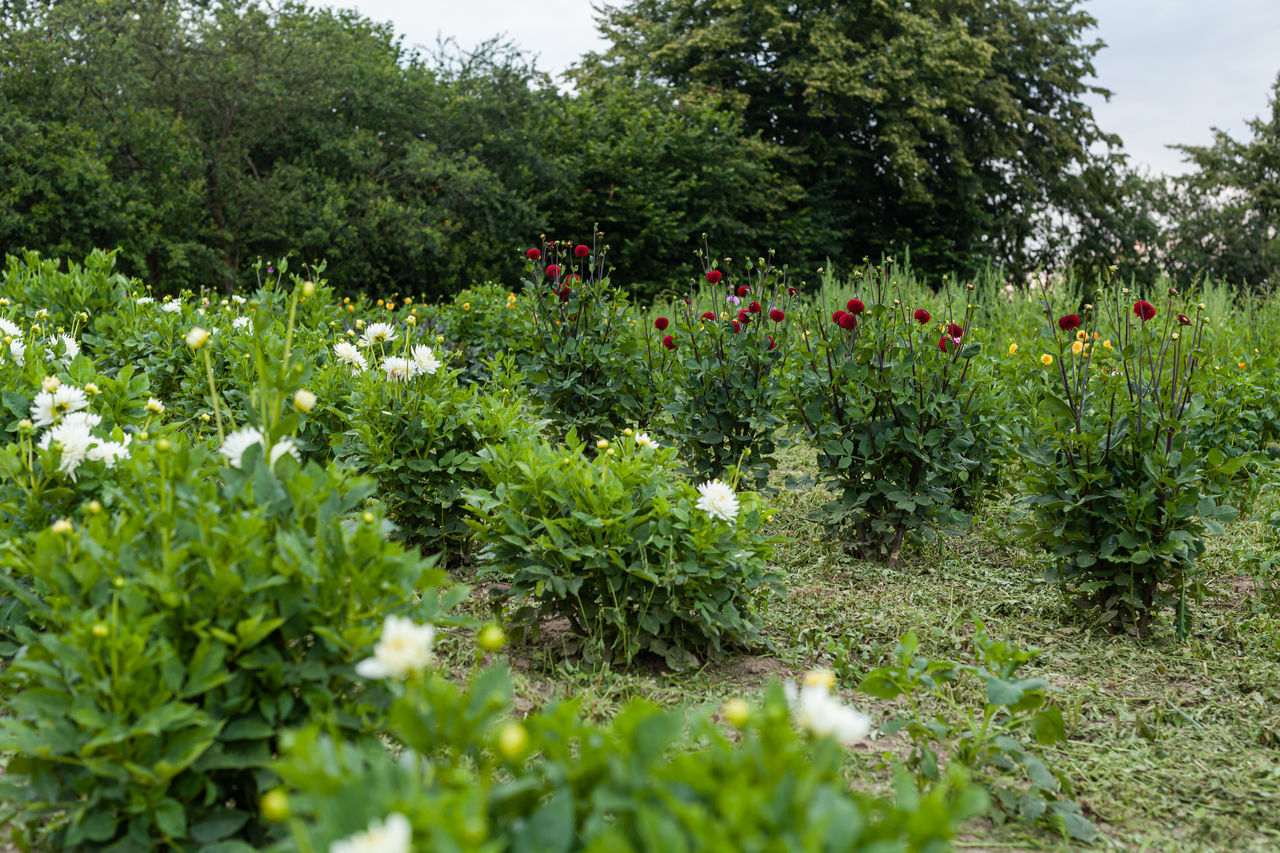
[467,441,1280,851]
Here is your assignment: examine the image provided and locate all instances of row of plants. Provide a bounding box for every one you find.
[0,244,1275,849]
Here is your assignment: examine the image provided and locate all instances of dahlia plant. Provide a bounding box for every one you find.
[1012,282,1236,637]
[786,262,995,564]
[515,238,655,445]
[655,245,797,490]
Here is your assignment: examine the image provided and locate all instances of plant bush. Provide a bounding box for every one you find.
[514,239,656,444]
[274,659,986,852]
[859,625,1096,842]
[1013,283,1236,636]
[0,438,459,851]
[654,249,797,490]
[464,432,780,669]
[786,263,997,563]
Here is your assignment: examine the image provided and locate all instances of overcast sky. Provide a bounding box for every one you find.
[333,0,1280,176]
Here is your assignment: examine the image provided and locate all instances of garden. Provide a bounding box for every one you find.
[1,244,1277,851]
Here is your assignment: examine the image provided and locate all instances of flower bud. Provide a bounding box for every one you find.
[261,789,290,822]
[92,623,109,638]
[84,382,100,396]
[361,511,376,524]
[301,280,315,298]
[42,375,60,392]
[18,418,34,433]
[498,722,529,759]
[722,697,750,728]
[87,500,102,515]
[478,624,506,652]
[293,389,317,413]
[156,438,171,452]
[596,438,609,450]
[52,518,73,534]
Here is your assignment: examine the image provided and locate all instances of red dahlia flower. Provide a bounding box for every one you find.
[737,309,751,324]
[1177,313,1191,326]
[706,270,722,284]
[662,335,676,350]
[946,323,963,338]
[701,311,716,321]
[768,336,777,351]
[832,309,847,324]
[557,287,572,302]
[748,301,762,314]
[732,320,740,333]
[838,313,858,331]
[525,248,541,260]
[847,298,865,315]
[938,336,962,352]
[574,244,590,257]
[787,286,798,296]
[654,317,669,331]
[914,308,931,325]
[1057,314,1081,331]
[769,308,785,322]
[1133,300,1156,322]
[545,264,561,278]
[737,285,750,298]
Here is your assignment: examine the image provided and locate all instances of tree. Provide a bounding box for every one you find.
[582,0,1121,280]
[1163,73,1280,288]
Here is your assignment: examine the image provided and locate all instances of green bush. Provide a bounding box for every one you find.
[464,432,780,669]
[274,661,986,852]
[655,252,797,490]
[1013,284,1235,636]
[786,264,996,563]
[0,438,458,851]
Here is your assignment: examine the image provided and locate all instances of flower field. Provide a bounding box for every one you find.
[1,246,1279,851]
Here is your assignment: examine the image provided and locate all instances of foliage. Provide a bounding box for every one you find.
[275,662,986,852]
[1164,72,1280,288]
[786,263,996,563]
[333,355,541,555]
[464,432,780,669]
[859,625,1096,842]
[1012,282,1237,636]
[0,439,458,851]
[514,241,657,444]
[584,0,1122,281]
[655,249,797,490]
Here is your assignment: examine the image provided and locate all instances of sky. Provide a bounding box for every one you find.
[333,0,1280,177]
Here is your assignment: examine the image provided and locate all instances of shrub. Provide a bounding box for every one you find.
[786,263,996,563]
[0,438,458,851]
[1013,284,1235,636]
[333,350,541,555]
[655,249,797,490]
[464,432,781,669]
[274,661,987,851]
[513,239,656,445]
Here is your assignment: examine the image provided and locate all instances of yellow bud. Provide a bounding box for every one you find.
[622,428,633,436]
[478,624,506,652]
[722,697,750,728]
[42,375,60,392]
[406,314,417,325]
[803,669,836,690]
[498,722,529,759]
[301,280,315,298]
[201,413,211,422]
[260,789,290,823]
[51,518,73,535]
[87,500,102,514]
[156,438,171,452]
[1008,343,1018,355]
[84,382,100,396]
[361,511,376,523]
[92,623,109,638]
[596,438,610,450]
[293,389,317,413]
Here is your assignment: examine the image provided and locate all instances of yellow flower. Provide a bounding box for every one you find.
[803,669,836,690]
[1239,362,1247,370]
[1008,342,1018,355]
[1041,354,1053,366]
[1076,330,1087,342]
[1102,339,1112,350]
[462,302,470,311]
[722,697,751,728]
[1071,341,1083,355]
